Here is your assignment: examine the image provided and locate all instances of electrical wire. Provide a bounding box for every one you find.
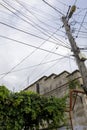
[14,0,60,29]
[76,22,87,25]
[55,0,69,8]
[0,22,70,49]
[0,33,71,80]
[75,29,87,34]
[2,0,59,35]
[1,0,70,48]
[0,35,69,57]
[0,57,70,76]
[28,45,59,80]
[76,36,87,39]
[81,24,87,31]
[1,1,57,40]
[0,20,71,81]
[24,30,66,77]
[0,22,70,81]
[0,14,58,31]
[2,0,68,46]
[14,0,66,42]
[74,8,86,16]
[73,19,87,34]
[76,11,87,38]
[0,1,71,48]
[28,57,70,85]
[18,0,61,21]
[0,18,70,48]
[19,56,69,87]
[42,0,64,16]
[0,24,71,82]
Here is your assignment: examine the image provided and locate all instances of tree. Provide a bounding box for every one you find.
[0,86,66,130]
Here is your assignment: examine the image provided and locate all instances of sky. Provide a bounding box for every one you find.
[0,0,87,91]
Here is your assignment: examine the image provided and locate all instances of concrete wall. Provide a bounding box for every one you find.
[72,94,87,126]
[40,71,69,97]
[24,70,87,129]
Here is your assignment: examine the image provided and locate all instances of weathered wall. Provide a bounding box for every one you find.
[24,70,87,129]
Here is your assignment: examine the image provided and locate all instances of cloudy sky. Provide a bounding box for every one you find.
[0,0,87,91]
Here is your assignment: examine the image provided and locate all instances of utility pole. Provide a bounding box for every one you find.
[42,0,87,94]
[62,16,87,94]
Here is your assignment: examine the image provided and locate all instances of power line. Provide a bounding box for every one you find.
[21,28,66,79]
[2,0,68,47]
[74,8,86,16]
[0,21,55,43]
[0,46,59,76]
[0,22,70,49]
[1,1,56,40]
[80,24,87,31]
[76,35,87,39]
[28,57,69,85]
[18,0,61,21]
[55,0,69,8]
[0,19,70,81]
[0,35,68,57]
[0,13,58,31]
[14,0,68,45]
[0,57,68,75]
[76,11,87,38]
[14,0,59,29]
[75,29,87,34]
[76,22,87,25]
[2,0,56,35]
[19,56,68,87]
[0,19,70,80]
[27,45,59,80]
[74,20,87,35]
[42,0,64,16]
[0,24,70,81]
[0,1,71,48]
[1,0,70,48]
[0,34,71,80]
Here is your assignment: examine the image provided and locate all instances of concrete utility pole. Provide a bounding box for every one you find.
[62,16,87,93]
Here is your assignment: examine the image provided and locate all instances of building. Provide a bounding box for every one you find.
[24,70,87,130]
[24,70,83,97]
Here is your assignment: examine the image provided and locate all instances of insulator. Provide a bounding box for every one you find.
[68,5,76,18]
[71,5,76,12]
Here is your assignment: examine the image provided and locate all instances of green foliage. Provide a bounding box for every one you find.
[68,80,80,89]
[0,86,66,130]
[0,85,10,99]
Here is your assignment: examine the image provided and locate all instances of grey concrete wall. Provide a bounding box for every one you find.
[24,70,87,129]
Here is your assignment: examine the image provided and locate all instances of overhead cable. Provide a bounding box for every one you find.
[1,1,56,40]
[0,34,71,80]
[0,57,69,76]
[1,1,70,48]
[0,35,69,57]
[29,57,69,85]
[14,0,59,29]
[0,22,70,49]
[20,56,68,87]
[76,11,87,38]
[42,0,64,16]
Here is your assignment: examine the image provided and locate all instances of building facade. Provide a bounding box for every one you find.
[24,70,87,130]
